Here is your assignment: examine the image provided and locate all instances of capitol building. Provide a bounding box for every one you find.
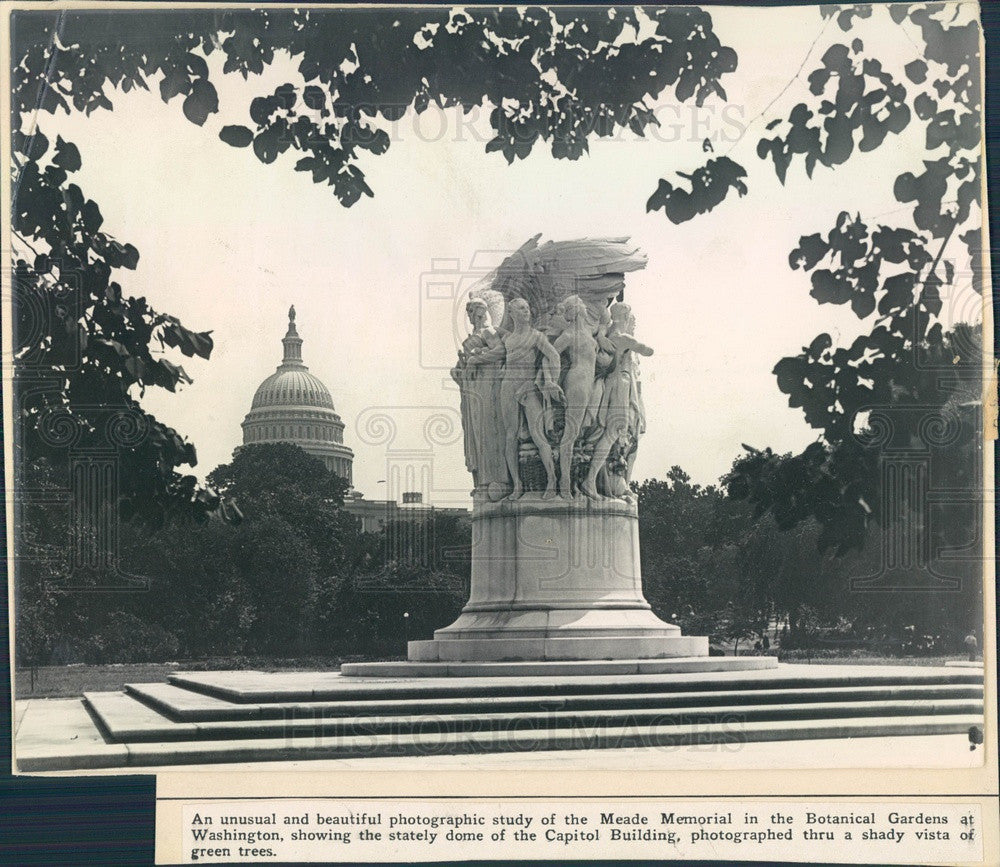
[241,306,354,482]
[241,307,468,534]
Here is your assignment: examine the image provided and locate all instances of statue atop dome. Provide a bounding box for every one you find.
[281,305,304,366]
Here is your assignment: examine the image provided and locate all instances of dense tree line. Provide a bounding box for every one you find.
[15,444,979,670]
[17,443,470,665]
[15,445,469,666]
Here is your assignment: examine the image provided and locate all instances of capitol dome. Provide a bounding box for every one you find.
[241,306,354,482]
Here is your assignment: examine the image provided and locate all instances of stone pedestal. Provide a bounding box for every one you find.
[408,494,707,662]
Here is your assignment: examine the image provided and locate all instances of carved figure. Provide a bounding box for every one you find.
[469,297,562,499]
[453,237,653,502]
[551,295,600,498]
[622,310,647,485]
[451,298,504,490]
[580,303,653,500]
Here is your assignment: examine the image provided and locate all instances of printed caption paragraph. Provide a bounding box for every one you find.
[174,800,984,863]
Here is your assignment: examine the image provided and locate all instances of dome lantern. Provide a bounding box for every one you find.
[281,304,304,367]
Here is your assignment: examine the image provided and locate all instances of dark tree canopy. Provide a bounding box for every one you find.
[207,442,348,511]
[12,7,738,204]
[12,135,216,524]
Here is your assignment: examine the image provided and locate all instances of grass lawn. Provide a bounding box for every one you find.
[15,662,185,699]
[13,656,376,699]
[13,653,975,699]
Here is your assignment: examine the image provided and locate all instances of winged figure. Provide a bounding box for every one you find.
[470,234,648,332]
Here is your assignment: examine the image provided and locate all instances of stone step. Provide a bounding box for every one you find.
[126,680,984,723]
[86,690,984,744]
[167,666,982,704]
[22,712,983,771]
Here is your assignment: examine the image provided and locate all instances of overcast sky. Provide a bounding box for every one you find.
[28,4,980,507]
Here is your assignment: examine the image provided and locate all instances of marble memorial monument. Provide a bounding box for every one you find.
[350,236,757,672]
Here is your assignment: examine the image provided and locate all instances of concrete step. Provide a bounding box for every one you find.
[21,712,984,771]
[86,690,984,744]
[126,680,984,723]
[168,666,982,704]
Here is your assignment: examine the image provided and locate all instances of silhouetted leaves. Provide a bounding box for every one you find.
[219,125,254,147]
[905,59,928,84]
[789,212,933,322]
[646,156,748,223]
[743,0,984,559]
[182,78,219,126]
[759,40,911,184]
[11,142,218,525]
[13,129,48,161]
[760,3,980,252]
[51,136,81,172]
[158,319,214,359]
[819,3,873,33]
[12,8,739,207]
[728,321,981,555]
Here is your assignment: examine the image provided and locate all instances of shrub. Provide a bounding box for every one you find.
[81,612,180,663]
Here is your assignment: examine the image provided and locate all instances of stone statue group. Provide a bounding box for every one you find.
[451,290,652,502]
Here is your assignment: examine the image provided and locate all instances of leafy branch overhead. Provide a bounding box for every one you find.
[647,14,914,225]
[13,7,739,207]
[758,41,911,184]
[649,4,980,233]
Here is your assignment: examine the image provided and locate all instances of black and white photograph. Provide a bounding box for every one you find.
[4,1,996,863]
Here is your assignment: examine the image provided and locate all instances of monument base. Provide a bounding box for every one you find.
[341,655,778,677]
[407,606,705,662]
[361,495,717,670]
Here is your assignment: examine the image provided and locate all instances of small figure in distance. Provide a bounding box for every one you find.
[964,631,978,662]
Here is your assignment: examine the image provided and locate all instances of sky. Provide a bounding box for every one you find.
[24,4,980,508]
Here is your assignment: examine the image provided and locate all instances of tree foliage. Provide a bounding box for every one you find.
[8,6,987,660]
[16,444,471,664]
[17,450,977,667]
[12,7,738,204]
[12,131,216,524]
[721,4,984,555]
[646,155,748,223]
[653,2,982,232]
